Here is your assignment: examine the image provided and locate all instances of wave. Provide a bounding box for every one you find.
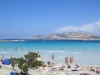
[47,51,65,52]
[1,52,10,53]
[11,40,25,42]
[71,52,82,53]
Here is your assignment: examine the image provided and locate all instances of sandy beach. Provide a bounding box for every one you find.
[0,62,100,75]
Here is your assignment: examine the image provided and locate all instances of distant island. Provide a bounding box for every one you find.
[0,32,100,42]
[30,32,100,40]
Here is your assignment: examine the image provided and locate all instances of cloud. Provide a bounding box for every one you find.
[55,19,100,36]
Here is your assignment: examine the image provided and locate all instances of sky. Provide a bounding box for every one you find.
[0,0,100,39]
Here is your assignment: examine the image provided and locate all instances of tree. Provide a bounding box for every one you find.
[10,57,17,64]
[17,57,26,72]
[30,60,42,69]
[24,52,42,69]
[10,57,17,70]
[10,52,42,75]
[24,52,38,63]
[22,64,28,73]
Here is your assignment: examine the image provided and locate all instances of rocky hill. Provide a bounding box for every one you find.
[32,32,100,40]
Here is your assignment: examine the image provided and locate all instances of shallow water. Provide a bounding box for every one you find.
[0,40,100,65]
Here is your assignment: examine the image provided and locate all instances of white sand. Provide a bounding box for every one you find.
[0,62,100,75]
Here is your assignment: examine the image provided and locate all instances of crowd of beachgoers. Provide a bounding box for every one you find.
[0,54,100,75]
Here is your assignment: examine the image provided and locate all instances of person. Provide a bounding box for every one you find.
[0,59,3,62]
[65,57,66,64]
[38,51,39,54]
[12,62,15,70]
[47,61,53,67]
[71,64,79,71]
[65,57,68,64]
[47,61,50,67]
[95,67,100,73]
[29,49,30,52]
[90,66,95,71]
[52,54,54,60]
[42,62,46,69]
[67,64,71,68]
[70,48,73,51]
[71,56,74,63]
[75,64,79,68]
[90,66,92,71]
[62,48,64,51]
[69,57,72,63]
[59,64,65,70]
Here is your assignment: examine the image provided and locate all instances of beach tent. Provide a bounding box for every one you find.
[2,58,11,65]
[10,71,16,75]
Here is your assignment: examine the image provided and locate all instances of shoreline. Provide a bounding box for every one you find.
[0,62,100,75]
[1,39,100,42]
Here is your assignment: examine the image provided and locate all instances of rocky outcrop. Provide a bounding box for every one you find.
[32,32,100,40]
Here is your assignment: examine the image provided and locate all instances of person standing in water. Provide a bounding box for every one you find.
[69,57,72,63]
[71,56,74,63]
[65,57,68,64]
[52,54,54,60]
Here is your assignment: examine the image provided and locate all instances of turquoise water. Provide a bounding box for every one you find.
[0,40,100,65]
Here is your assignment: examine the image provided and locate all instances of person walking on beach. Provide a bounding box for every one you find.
[12,62,15,70]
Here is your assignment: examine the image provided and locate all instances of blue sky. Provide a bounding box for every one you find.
[0,0,100,39]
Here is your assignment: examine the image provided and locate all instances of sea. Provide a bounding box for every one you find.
[0,40,100,66]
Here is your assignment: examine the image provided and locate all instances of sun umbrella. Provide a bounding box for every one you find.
[36,58,46,61]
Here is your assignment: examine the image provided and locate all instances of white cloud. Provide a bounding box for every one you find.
[55,20,100,36]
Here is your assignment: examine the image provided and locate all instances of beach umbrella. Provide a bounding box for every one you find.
[41,58,46,61]
[36,58,46,61]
